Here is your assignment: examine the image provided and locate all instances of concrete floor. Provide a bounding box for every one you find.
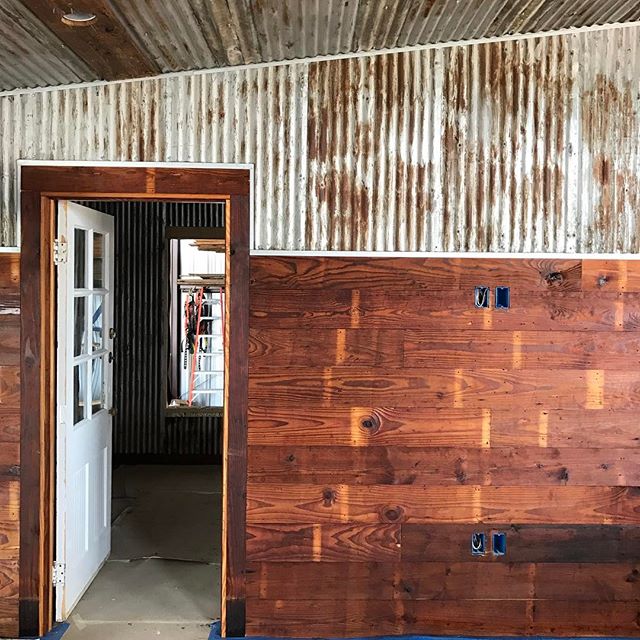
[63,465,221,640]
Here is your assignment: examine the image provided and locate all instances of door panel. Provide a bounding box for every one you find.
[56,201,114,620]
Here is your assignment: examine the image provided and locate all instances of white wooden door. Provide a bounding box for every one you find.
[55,201,115,620]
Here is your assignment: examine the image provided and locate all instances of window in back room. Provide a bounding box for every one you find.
[167,233,226,412]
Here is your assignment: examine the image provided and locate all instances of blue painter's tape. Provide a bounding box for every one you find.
[39,622,70,639]
[207,626,634,640]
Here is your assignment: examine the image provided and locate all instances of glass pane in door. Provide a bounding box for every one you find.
[74,297,88,356]
[93,233,105,288]
[91,357,104,415]
[74,228,87,288]
[92,295,104,352]
[73,362,88,424]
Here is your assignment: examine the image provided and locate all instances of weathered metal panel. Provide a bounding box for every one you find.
[86,199,225,458]
[1,25,639,252]
[305,25,640,252]
[0,62,308,248]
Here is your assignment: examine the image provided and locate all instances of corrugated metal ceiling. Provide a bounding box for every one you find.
[1,0,640,91]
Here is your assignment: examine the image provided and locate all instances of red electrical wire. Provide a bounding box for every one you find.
[188,287,204,406]
[219,287,225,396]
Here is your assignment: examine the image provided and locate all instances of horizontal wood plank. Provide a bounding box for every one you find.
[0,409,19,443]
[582,260,640,292]
[0,317,19,366]
[0,288,20,316]
[250,257,582,291]
[249,328,404,368]
[248,446,640,486]
[249,406,640,448]
[249,368,640,410]
[0,255,19,288]
[246,484,640,525]
[402,524,640,563]
[0,366,20,408]
[246,523,400,562]
[251,289,632,331]
[246,561,395,599]
[246,598,531,636]
[404,329,640,369]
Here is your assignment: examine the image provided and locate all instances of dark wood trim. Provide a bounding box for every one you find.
[166,226,227,240]
[20,166,251,197]
[222,196,249,637]
[19,166,250,638]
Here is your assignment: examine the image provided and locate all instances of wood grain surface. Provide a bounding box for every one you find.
[0,255,19,638]
[247,256,640,637]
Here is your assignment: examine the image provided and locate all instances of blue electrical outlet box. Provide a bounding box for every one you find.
[495,286,510,309]
[492,532,507,556]
[471,532,486,556]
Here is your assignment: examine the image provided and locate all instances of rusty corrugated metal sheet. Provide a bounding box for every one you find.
[0,62,308,248]
[86,199,225,458]
[2,0,640,91]
[1,25,639,252]
[305,25,640,252]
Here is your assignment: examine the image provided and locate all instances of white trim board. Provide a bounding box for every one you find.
[1,20,638,99]
[250,250,640,260]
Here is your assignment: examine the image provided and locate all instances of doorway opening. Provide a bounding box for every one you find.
[54,199,227,638]
[19,163,249,639]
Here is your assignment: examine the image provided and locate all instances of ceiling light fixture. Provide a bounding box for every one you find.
[61,11,97,27]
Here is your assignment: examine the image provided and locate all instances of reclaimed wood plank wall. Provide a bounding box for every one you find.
[247,256,640,637]
[0,253,20,638]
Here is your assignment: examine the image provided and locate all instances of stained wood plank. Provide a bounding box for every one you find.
[491,409,640,448]
[248,407,485,446]
[251,289,630,331]
[0,366,20,408]
[249,368,640,410]
[534,564,640,601]
[246,598,531,637]
[246,484,640,525]
[249,328,403,368]
[0,409,19,443]
[248,445,640,486]
[0,288,20,316]
[531,601,640,635]
[246,524,400,562]
[0,560,18,599]
[20,0,159,80]
[402,524,640,563]
[20,166,250,197]
[250,257,582,291]
[0,317,20,366]
[221,194,250,638]
[404,329,640,369]
[249,406,640,448]
[582,259,640,292]
[0,254,19,288]
[246,561,394,599]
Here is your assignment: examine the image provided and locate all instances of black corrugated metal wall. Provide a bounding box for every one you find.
[84,200,225,460]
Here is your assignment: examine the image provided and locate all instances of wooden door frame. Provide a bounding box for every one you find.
[18,161,251,638]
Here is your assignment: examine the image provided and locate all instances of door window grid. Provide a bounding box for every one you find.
[72,227,110,425]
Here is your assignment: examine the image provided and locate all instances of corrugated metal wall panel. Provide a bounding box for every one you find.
[86,200,225,458]
[1,25,639,252]
[306,25,640,251]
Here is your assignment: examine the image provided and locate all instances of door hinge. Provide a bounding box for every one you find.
[52,561,66,586]
[53,239,68,266]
